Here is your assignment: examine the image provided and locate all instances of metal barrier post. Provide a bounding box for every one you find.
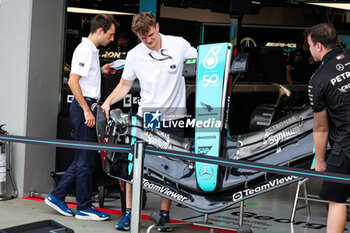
[239,200,244,227]
[0,141,6,195]
[130,141,145,233]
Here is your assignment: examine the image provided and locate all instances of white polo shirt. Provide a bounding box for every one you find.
[70,37,101,100]
[122,34,197,119]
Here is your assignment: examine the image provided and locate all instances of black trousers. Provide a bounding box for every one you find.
[52,98,98,210]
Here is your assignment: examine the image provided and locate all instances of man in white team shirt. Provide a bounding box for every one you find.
[45,14,115,221]
[101,12,197,231]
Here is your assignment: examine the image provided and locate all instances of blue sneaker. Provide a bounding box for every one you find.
[116,209,131,231]
[45,193,74,217]
[75,206,110,221]
[158,212,173,232]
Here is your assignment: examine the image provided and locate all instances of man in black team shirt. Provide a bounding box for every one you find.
[305,23,350,233]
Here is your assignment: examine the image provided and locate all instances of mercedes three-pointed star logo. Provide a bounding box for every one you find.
[336,63,344,71]
[199,164,214,180]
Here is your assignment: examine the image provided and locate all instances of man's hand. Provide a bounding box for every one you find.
[101,63,113,74]
[101,102,110,118]
[100,78,134,119]
[312,158,327,172]
[84,109,95,128]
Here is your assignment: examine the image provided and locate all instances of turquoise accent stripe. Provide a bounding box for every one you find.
[201,25,205,44]
[128,137,136,175]
[311,145,316,168]
[128,116,138,175]
[131,117,137,135]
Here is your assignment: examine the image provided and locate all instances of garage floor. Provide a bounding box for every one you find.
[0,179,348,233]
[133,178,343,233]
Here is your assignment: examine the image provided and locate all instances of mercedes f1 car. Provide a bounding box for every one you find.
[96,42,317,215]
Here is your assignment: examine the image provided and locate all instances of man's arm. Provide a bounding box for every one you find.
[101,78,134,118]
[286,65,293,84]
[313,110,329,172]
[182,38,197,59]
[68,73,95,128]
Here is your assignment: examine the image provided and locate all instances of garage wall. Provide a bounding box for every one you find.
[160,5,230,23]
[160,5,319,27]
[0,0,31,198]
[242,6,317,26]
[0,0,66,197]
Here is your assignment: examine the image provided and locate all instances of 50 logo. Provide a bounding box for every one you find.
[202,74,219,87]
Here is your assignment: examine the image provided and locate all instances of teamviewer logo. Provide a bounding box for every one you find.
[232,191,243,202]
[143,110,161,129]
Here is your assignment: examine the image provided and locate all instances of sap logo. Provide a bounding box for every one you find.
[198,146,212,154]
[143,110,161,129]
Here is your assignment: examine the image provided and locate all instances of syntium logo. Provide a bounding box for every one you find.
[198,146,212,154]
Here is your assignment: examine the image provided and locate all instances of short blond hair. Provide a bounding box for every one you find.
[131,12,156,36]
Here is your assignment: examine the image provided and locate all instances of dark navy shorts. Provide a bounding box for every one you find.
[319,151,350,203]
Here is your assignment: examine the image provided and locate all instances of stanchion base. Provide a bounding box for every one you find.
[0,195,14,201]
[146,221,239,233]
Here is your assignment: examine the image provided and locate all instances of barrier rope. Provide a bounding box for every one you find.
[0,134,131,153]
[1,134,350,184]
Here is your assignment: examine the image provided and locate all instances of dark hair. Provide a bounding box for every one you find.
[90,14,117,34]
[131,12,156,36]
[304,23,338,49]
